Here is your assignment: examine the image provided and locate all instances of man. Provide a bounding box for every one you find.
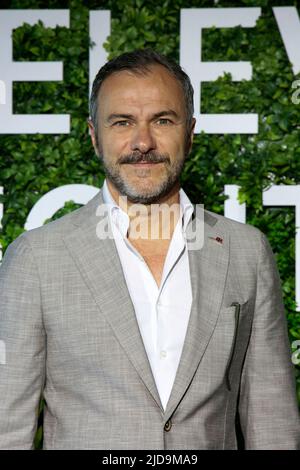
[0,49,299,450]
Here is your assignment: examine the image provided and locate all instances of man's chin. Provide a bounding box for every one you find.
[120,191,165,205]
[105,170,178,204]
[122,183,178,205]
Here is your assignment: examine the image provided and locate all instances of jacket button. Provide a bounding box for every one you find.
[164,419,172,432]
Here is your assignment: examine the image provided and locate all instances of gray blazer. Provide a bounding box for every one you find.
[0,188,299,449]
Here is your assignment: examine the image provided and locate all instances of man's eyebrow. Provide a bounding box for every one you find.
[106,113,135,122]
[106,110,180,123]
[152,110,179,120]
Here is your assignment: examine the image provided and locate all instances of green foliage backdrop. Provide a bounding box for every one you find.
[0,0,299,449]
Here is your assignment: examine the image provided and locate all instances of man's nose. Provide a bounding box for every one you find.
[130,123,156,153]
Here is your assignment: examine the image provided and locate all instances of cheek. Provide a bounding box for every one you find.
[101,130,130,158]
[165,140,186,160]
[155,129,186,152]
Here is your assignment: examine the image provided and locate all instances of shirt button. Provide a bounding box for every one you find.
[164,419,172,432]
[160,350,167,359]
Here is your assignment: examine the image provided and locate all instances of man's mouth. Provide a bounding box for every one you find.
[128,160,163,166]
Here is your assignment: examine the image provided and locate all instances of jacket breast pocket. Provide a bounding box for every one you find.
[221,301,253,392]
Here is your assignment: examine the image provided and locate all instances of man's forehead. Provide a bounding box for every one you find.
[101,63,178,87]
[98,65,185,115]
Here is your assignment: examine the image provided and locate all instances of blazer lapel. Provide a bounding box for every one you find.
[164,208,230,419]
[62,189,164,412]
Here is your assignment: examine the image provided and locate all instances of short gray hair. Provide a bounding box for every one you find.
[89,48,194,141]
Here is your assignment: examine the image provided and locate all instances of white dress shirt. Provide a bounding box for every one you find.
[102,179,194,410]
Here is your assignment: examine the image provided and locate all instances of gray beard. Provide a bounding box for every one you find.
[100,151,186,204]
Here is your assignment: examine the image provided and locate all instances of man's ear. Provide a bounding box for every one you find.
[186,117,196,155]
[191,116,196,136]
[87,119,100,157]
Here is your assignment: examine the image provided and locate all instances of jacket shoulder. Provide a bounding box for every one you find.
[203,208,264,247]
[6,189,102,251]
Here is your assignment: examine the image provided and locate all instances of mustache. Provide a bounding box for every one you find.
[118,152,170,165]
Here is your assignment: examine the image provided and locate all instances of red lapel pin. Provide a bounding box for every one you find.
[209,236,223,244]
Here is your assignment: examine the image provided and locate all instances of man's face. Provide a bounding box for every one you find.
[89,64,195,204]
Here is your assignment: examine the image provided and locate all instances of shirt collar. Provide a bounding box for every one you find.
[101,178,194,238]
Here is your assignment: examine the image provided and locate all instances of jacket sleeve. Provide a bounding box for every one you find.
[238,231,300,449]
[0,233,46,449]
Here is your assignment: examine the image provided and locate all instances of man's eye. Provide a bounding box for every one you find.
[113,121,130,127]
[157,118,172,125]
